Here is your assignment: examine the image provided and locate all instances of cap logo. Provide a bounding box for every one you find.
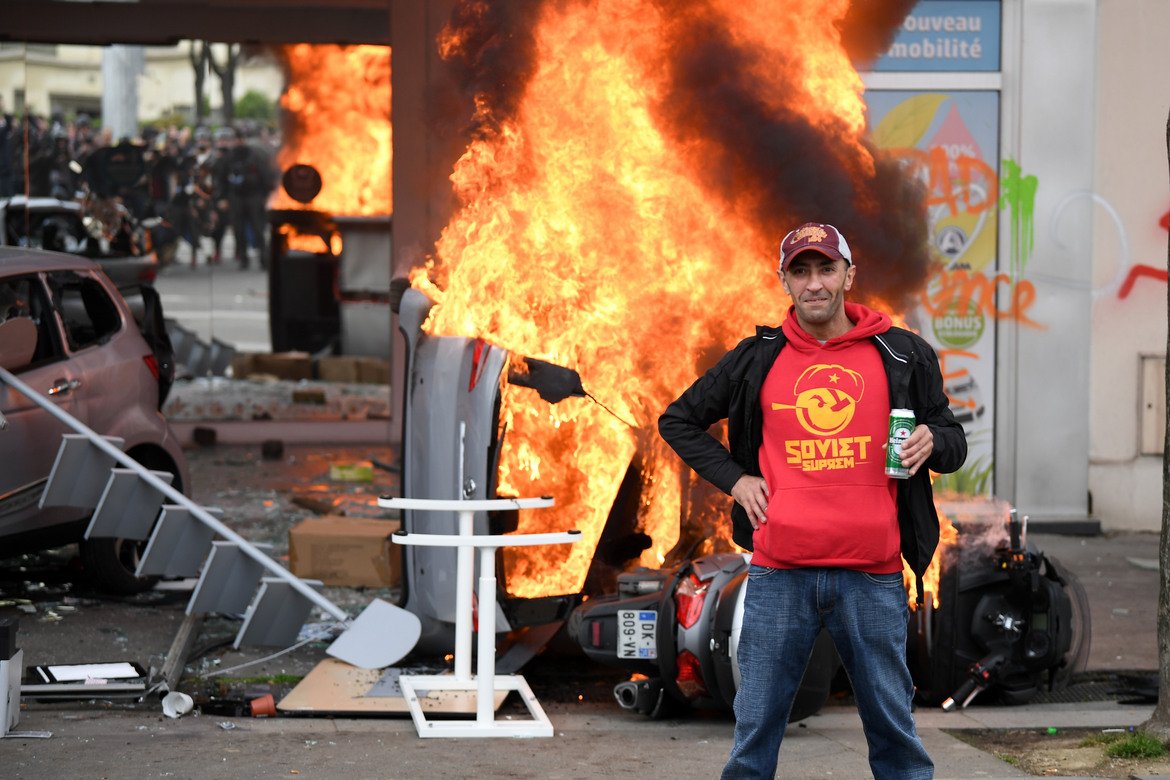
[791,225,828,246]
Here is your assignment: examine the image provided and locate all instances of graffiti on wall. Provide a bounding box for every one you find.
[866,90,1040,496]
[1116,210,1170,299]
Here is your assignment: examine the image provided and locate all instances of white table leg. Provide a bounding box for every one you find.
[476,545,497,724]
[453,509,474,682]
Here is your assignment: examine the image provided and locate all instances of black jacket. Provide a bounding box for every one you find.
[658,323,967,585]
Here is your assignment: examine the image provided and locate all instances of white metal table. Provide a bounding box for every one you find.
[378,495,579,738]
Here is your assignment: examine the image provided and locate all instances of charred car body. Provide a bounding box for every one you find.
[395,288,578,652]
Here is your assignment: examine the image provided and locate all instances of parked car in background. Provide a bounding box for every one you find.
[0,195,160,290]
[0,246,186,593]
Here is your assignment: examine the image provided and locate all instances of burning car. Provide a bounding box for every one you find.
[395,285,832,718]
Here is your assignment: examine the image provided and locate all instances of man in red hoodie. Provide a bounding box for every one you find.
[659,222,967,779]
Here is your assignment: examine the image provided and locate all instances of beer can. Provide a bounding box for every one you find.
[885,408,916,479]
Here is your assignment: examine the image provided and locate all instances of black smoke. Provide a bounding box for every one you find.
[439,0,546,139]
[440,0,928,313]
[839,0,919,66]
[648,0,929,313]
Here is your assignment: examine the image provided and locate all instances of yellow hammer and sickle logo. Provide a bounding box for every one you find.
[770,364,864,436]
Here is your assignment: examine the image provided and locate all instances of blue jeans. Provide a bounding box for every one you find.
[722,566,932,780]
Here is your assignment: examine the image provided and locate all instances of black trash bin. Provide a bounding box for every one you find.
[268,209,340,354]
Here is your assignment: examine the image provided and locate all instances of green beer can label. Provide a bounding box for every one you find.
[885,408,915,479]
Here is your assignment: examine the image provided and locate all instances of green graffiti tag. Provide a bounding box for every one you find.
[1001,159,1037,277]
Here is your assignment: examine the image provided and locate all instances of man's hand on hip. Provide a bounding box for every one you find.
[731,475,770,529]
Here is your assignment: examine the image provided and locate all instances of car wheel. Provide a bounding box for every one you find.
[78,446,182,595]
[79,537,159,594]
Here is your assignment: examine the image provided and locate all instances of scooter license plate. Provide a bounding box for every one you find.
[617,609,657,659]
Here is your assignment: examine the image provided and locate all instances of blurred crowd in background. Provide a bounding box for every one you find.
[0,112,279,269]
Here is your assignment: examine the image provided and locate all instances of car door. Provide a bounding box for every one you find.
[43,269,145,444]
[0,271,84,530]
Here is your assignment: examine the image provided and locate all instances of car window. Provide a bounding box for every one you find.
[47,271,122,351]
[0,274,64,370]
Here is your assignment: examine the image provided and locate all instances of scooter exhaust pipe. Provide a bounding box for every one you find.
[614,678,663,713]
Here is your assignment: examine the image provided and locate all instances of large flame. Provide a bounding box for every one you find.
[272,44,392,217]
[413,0,872,598]
[414,0,936,598]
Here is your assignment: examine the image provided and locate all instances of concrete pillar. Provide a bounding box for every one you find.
[389,0,467,444]
[101,45,144,142]
[390,0,464,277]
[996,0,1096,524]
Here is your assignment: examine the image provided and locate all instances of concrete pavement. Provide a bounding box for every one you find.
[2,697,1155,779]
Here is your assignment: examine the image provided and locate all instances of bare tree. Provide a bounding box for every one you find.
[187,41,210,126]
[1145,109,1170,743]
[207,43,241,126]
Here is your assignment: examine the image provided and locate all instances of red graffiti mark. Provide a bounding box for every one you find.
[1159,210,1169,232]
[1118,264,1169,299]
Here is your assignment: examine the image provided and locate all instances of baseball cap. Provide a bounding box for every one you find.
[779,222,853,271]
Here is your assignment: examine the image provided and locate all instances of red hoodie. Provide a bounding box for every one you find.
[752,302,902,574]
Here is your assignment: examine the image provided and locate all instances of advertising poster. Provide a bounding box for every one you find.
[865,90,1001,495]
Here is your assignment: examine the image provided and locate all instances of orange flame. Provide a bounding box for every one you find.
[413,1,907,598]
[271,44,392,217]
[409,0,879,598]
[905,510,957,609]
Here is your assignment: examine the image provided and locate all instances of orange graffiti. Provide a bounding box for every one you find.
[937,348,977,383]
[895,147,999,217]
[937,348,978,409]
[923,268,1042,327]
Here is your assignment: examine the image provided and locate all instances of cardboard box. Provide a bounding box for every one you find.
[288,516,401,588]
[231,352,313,381]
[317,355,391,385]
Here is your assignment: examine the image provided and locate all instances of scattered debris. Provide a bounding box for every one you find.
[161,691,194,718]
[329,461,373,482]
[192,426,218,447]
[370,457,400,474]
[2,730,52,739]
[290,495,337,515]
[261,439,285,461]
[249,693,276,717]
